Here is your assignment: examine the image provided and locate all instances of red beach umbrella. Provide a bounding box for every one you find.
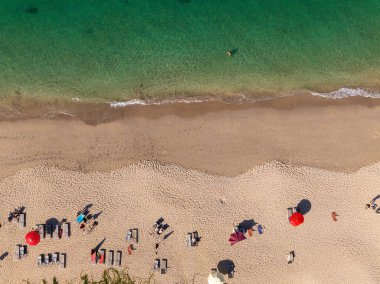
[25,230,40,246]
[229,231,246,245]
[289,212,304,227]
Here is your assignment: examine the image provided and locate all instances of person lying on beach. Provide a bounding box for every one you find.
[332,212,338,221]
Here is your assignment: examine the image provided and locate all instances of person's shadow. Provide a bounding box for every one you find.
[297,199,312,215]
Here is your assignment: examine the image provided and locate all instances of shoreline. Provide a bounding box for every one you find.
[1,94,380,178]
[1,91,380,125]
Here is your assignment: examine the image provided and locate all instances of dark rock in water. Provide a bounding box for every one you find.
[25,6,39,14]
[178,0,191,4]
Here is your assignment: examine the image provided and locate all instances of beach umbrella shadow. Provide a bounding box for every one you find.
[297,199,312,215]
[46,218,59,233]
[238,219,256,230]
[217,259,235,275]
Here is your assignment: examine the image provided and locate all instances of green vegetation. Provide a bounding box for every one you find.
[23,268,154,284]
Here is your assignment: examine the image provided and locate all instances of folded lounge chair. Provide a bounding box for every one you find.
[91,249,98,264]
[38,224,45,239]
[99,249,106,265]
[287,208,293,219]
[20,245,26,258]
[63,222,70,238]
[13,245,21,261]
[115,251,122,267]
[46,224,52,238]
[107,250,114,267]
[44,254,51,265]
[131,228,139,243]
[53,225,60,239]
[126,230,132,241]
[160,258,168,274]
[37,254,43,266]
[59,253,66,268]
[154,258,160,270]
[192,231,200,245]
[186,233,192,247]
[18,213,26,229]
[287,251,295,264]
[52,252,59,264]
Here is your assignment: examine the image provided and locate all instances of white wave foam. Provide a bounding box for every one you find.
[310,88,380,99]
[109,97,214,108]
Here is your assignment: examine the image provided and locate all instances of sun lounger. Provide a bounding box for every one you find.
[76,213,85,223]
[13,245,21,261]
[154,258,160,270]
[287,251,295,264]
[20,245,26,258]
[228,263,235,278]
[126,230,132,241]
[63,222,70,238]
[193,231,199,245]
[18,213,26,229]
[91,249,98,264]
[44,254,51,265]
[131,228,138,243]
[52,252,59,264]
[46,224,52,238]
[99,249,106,265]
[257,224,264,234]
[107,250,114,267]
[186,233,192,247]
[115,251,122,267]
[287,208,293,219]
[38,224,45,239]
[160,258,167,274]
[153,218,164,229]
[59,253,66,268]
[38,254,43,266]
[53,225,60,239]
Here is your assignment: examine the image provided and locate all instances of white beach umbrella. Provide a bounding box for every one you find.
[208,271,225,284]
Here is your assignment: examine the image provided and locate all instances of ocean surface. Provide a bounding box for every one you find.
[1,0,380,101]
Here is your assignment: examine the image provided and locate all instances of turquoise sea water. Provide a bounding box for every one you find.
[0,0,380,100]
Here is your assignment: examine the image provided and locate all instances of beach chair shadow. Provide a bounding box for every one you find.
[93,211,103,220]
[163,230,174,240]
[95,238,106,251]
[297,199,312,215]
[0,252,9,260]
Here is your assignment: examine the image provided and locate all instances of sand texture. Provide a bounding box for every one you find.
[0,162,379,283]
[1,96,380,283]
[1,96,380,179]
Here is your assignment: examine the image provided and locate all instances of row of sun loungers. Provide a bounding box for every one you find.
[35,223,70,239]
[154,258,168,274]
[91,249,122,267]
[153,218,169,235]
[14,245,27,261]
[37,253,66,268]
[126,228,139,243]
[186,231,200,247]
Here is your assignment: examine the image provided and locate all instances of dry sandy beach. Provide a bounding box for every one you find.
[0,95,380,283]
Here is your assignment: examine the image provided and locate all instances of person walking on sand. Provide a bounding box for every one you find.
[332,212,338,221]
